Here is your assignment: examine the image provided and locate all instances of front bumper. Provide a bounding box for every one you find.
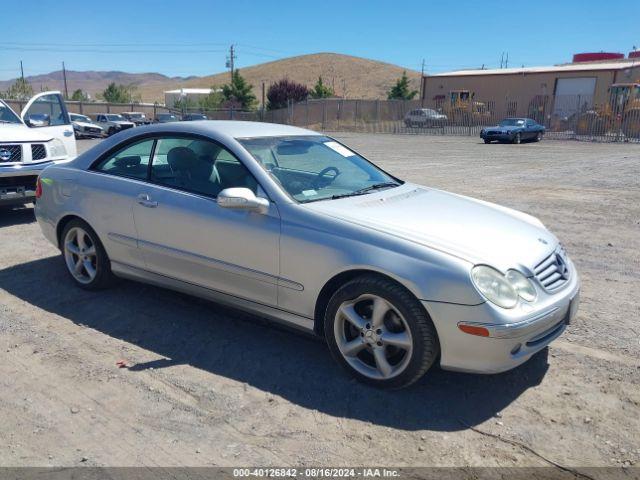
[0,161,53,205]
[481,132,514,141]
[424,263,580,374]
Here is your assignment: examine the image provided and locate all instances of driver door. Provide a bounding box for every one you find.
[132,135,281,307]
[21,91,77,158]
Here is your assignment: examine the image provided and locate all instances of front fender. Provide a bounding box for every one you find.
[277,204,484,319]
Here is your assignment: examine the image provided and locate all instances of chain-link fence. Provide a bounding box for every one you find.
[5,92,639,142]
[259,93,640,143]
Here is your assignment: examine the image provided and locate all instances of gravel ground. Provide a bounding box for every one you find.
[0,134,639,470]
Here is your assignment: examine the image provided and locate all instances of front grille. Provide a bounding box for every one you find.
[534,247,570,292]
[0,144,22,163]
[0,175,38,189]
[31,144,47,160]
[487,130,501,135]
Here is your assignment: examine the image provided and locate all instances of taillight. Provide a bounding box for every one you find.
[35,177,43,199]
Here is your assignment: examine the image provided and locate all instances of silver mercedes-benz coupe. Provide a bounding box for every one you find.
[35,121,580,389]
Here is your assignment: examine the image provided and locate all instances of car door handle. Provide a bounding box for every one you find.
[137,193,158,208]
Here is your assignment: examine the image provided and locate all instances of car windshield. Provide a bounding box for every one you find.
[0,101,22,124]
[499,118,525,126]
[106,114,125,121]
[238,135,401,203]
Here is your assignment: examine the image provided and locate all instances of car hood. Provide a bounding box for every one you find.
[0,123,53,142]
[486,125,522,131]
[73,121,102,129]
[305,183,556,270]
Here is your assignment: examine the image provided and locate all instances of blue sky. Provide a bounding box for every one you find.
[1,0,638,80]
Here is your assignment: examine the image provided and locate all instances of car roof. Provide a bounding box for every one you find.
[125,120,320,138]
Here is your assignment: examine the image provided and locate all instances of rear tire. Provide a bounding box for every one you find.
[534,132,542,142]
[61,219,115,290]
[324,275,439,389]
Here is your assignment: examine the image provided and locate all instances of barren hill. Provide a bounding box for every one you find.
[140,53,422,102]
[1,53,421,103]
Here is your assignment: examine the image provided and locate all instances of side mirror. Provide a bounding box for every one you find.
[25,114,50,127]
[217,187,269,214]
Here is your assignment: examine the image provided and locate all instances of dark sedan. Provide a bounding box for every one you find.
[183,113,208,121]
[480,118,545,144]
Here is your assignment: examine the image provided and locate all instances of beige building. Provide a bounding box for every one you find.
[422,56,640,119]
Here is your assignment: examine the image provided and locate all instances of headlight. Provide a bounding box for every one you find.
[471,265,518,309]
[48,139,67,158]
[505,269,537,302]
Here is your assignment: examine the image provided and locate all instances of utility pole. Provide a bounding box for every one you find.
[20,61,24,80]
[226,44,236,82]
[500,52,504,69]
[419,58,425,101]
[261,81,266,119]
[62,61,69,99]
[505,52,509,69]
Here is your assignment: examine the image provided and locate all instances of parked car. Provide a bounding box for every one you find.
[69,113,104,139]
[480,118,545,144]
[95,114,136,136]
[183,113,208,121]
[404,108,448,128]
[121,112,152,126]
[34,121,579,389]
[155,113,181,123]
[0,91,77,206]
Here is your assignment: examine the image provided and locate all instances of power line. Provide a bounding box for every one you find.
[0,46,227,54]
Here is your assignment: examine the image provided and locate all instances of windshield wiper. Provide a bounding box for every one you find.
[330,182,400,200]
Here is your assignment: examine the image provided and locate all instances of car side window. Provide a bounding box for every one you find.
[93,139,154,180]
[150,137,257,198]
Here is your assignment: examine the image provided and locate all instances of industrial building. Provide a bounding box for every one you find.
[422,51,640,119]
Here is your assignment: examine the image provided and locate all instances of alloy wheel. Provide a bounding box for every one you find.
[334,294,413,380]
[63,227,98,284]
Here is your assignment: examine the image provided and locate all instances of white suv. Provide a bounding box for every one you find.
[0,91,77,206]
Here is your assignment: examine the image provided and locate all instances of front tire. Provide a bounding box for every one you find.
[324,275,439,389]
[483,138,491,144]
[61,219,115,290]
[513,132,521,144]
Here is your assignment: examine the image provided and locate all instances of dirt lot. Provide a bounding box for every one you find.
[1,135,639,470]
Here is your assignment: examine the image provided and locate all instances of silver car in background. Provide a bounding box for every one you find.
[34,121,579,389]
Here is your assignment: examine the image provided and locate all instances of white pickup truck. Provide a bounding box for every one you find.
[0,91,77,206]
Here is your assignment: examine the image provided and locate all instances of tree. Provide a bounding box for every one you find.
[3,77,34,100]
[267,79,309,110]
[171,97,198,111]
[221,70,256,110]
[387,71,418,100]
[70,89,88,101]
[199,88,224,110]
[309,76,334,99]
[101,82,138,103]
